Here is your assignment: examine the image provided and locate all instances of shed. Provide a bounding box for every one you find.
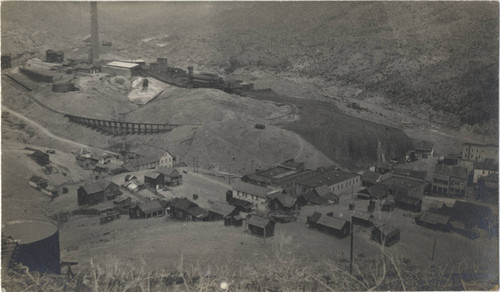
[144,171,164,189]
[129,200,164,219]
[371,225,400,246]
[315,215,351,238]
[416,212,451,232]
[350,211,374,227]
[246,216,275,238]
[268,193,298,213]
[307,212,322,228]
[208,201,237,221]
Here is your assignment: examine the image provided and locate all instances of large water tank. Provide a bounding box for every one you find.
[3,220,60,274]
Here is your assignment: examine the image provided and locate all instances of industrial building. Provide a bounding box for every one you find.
[101,61,141,78]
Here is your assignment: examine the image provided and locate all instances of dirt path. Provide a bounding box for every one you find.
[2,106,117,155]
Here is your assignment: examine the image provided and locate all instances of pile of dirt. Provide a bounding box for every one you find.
[127,77,171,105]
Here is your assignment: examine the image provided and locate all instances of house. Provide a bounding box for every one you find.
[473,160,498,184]
[416,212,451,232]
[28,150,50,166]
[159,151,176,168]
[371,225,400,246]
[227,196,253,213]
[123,179,145,193]
[232,181,281,211]
[100,211,120,225]
[207,201,238,222]
[129,200,164,219]
[246,216,275,238]
[431,164,468,197]
[380,176,425,199]
[101,61,141,78]
[45,49,64,63]
[94,162,125,176]
[157,167,183,187]
[314,214,351,238]
[169,197,208,221]
[268,193,299,213]
[77,180,121,206]
[394,195,422,212]
[361,171,382,187]
[144,172,165,189]
[76,154,99,169]
[357,184,389,200]
[462,143,498,163]
[300,191,328,205]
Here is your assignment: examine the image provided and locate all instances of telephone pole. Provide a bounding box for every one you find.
[349,217,354,274]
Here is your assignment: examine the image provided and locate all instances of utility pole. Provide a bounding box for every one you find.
[431,233,436,262]
[349,217,354,274]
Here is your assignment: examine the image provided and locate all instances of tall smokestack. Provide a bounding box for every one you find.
[90,2,100,65]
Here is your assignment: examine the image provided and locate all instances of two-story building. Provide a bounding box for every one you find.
[431,164,468,197]
[231,181,281,211]
[462,143,498,163]
[473,160,498,184]
[295,168,361,197]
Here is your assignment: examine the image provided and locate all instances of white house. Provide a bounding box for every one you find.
[159,151,175,168]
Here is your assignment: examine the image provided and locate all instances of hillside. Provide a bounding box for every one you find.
[2,2,497,128]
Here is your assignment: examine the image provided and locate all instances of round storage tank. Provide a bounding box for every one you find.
[3,220,60,274]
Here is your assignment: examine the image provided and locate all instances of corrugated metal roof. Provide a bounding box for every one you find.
[105,61,140,69]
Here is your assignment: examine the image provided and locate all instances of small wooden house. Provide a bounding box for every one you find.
[208,201,238,222]
[371,225,400,247]
[129,200,165,219]
[315,215,351,238]
[394,195,422,212]
[157,167,183,187]
[77,180,121,206]
[246,216,275,238]
[268,193,299,213]
[416,212,451,232]
[351,211,374,227]
[169,197,208,221]
[307,212,323,228]
[144,172,165,189]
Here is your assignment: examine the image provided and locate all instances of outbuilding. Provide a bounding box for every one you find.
[371,225,400,247]
[144,172,165,189]
[77,180,121,206]
[129,200,164,219]
[29,175,48,190]
[246,216,275,238]
[416,212,451,232]
[315,215,351,238]
[208,201,238,222]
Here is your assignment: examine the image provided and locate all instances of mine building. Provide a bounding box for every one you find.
[129,200,165,219]
[74,63,100,74]
[294,167,361,197]
[371,225,400,246]
[207,201,238,222]
[232,180,281,211]
[46,49,64,63]
[361,170,382,187]
[462,143,498,163]
[246,216,275,238]
[2,54,12,69]
[77,180,121,206]
[431,164,468,197]
[101,61,141,78]
[416,212,451,232]
[357,184,389,200]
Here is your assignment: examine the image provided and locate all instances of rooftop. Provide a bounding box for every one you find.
[381,176,425,193]
[434,165,468,179]
[208,201,236,217]
[105,61,140,69]
[296,169,358,188]
[80,180,113,195]
[232,180,278,199]
[317,215,348,230]
[247,216,272,228]
[139,200,163,214]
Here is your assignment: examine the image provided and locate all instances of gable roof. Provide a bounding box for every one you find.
[317,215,348,230]
[156,167,180,177]
[145,172,162,180]
[209,201,237,217]
[296,169,358,188]
[302,191,328,205]
[170,197,195,211]
[375,224,400,237]
[80,180,113,195]
[308,212,322,224]
[138,200,163,214]
[186,206,209,218]
[232,181,275,199]
[247,216,272,228]
[269,193,297,208]
[228,197,253,209]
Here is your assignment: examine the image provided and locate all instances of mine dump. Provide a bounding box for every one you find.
[1,1,499,291]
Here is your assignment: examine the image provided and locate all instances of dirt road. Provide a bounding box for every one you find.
[2,106,117,155]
